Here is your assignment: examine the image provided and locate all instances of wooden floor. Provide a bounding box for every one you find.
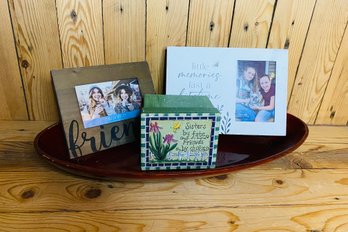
[0,120,347,231]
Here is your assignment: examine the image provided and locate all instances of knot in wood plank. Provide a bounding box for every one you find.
[21,189,35,199]
[284,38,290,49]
[70,10,77,23]
[84,187,102,199]
[272,178,287,188]
[275,179,283,185]
[209,21,215,31]
[243,23,249,31]
[201,174,234,188]
[291,157,313,169]
[214,174,227,180]
[21,60,29,69]
[330,111,336,119]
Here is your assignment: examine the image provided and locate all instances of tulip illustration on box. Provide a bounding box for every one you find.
[148,121,178,161]
[141,94,220,171]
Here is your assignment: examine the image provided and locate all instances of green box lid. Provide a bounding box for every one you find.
[142,94,219,114]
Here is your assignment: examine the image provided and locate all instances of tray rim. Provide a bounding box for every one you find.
[34,114,309,180]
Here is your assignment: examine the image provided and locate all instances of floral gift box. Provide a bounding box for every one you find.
[140,94,220,171]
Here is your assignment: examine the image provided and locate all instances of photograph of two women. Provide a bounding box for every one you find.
[75,78,142,129]
[236,60,276,123]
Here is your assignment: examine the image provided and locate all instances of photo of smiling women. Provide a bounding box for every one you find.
[75,78,142,129]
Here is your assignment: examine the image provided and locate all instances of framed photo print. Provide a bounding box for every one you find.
[52,62,154,159]
[75,78,142,129]
[166,47,288,136]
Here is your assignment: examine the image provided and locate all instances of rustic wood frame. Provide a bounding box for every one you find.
[51,62,155,159]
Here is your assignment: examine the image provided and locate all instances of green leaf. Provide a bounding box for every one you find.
[149,146,156,156]
[164,144,170,154]
[149,147,160,160]
[159,132,163,148]
[149,134,156,150]
[158,144,168,160]
[154,132,159,146]
[168,143,178,152]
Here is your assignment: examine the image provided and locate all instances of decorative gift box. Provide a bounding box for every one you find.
[140,94,221,171]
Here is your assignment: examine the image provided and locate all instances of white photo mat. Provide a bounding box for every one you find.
[166,46,288,136]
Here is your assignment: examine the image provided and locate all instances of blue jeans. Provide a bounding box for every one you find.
[235,103,256,121]
[255,110,275,122]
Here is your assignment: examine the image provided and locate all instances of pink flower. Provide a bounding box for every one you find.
[149,122,161,133]
[163,134,177,144]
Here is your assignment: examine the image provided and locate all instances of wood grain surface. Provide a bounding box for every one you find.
[56,0,104,68]
[186,0,234,47]
[0,0,28,120]
[288,0,348,124]
[104,0,146,64]
[229,0,275,48]
[0,120,347,230]
[2,168,348,212]
[316,27,348,125]
[9,0,62,121]
[146,0,189,93]
[2,206,348,231]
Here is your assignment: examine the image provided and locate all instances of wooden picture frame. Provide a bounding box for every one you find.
[51,62,155,159]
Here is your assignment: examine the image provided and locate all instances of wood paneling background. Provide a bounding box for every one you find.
[1,0,347,125]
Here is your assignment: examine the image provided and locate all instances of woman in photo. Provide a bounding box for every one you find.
[88,86,114,119]
[114,85,140,114]
[235,65,261,121]
[251,74,275,122]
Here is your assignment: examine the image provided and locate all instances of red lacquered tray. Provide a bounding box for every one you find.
[34,114,308,181]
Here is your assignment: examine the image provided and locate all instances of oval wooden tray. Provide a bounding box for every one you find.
[34,114,308,180]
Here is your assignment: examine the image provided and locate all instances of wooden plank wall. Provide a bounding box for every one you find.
[0,0,347,125]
